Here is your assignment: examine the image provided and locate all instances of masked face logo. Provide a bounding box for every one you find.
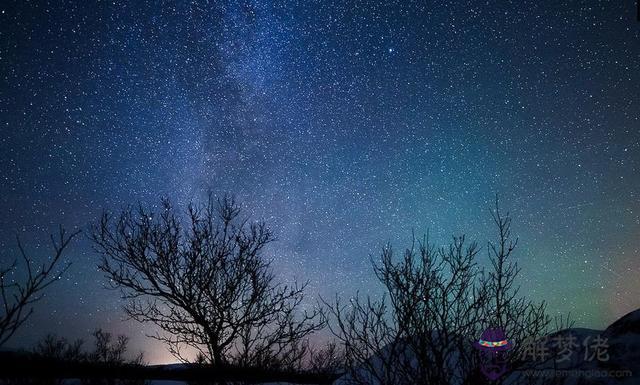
[473,328,512,381]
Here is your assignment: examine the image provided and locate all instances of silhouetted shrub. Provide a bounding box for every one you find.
[0,228,78,348]
[91,194,324,367]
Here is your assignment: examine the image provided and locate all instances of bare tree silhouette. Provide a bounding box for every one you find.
[34,334,85,362]
[325,234,485,385]
[307,341,345,376]
[89,329,144,366]
[325,199,570,385]
[0,227,78,347]
[31,329,145,385]
[91,194,324,367]
[34,328,144,365]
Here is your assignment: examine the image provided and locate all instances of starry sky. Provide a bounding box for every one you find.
[1,0,639,364]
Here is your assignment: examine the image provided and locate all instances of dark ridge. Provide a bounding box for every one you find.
[0,351,337,384]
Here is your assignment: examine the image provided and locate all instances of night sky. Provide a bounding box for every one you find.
[1,1,639,364]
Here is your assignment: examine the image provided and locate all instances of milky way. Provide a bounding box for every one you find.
[1,1,639,363]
